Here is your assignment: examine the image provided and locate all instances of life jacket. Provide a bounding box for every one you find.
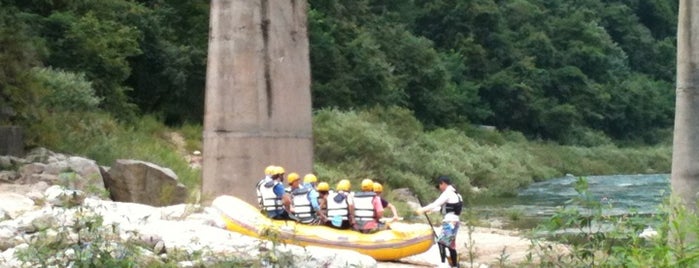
[441,191,463,216]
[258,180,282,213]
[353,191,377,222]
[326,191,349,220]
[255,176,271,208]
[291,187,315,223]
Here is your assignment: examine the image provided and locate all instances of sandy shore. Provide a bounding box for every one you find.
[378,225,543,267]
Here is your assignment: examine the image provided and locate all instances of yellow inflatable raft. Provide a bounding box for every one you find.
[212,195,433,261]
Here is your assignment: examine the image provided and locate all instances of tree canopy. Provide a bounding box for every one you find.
[0,0,678,145]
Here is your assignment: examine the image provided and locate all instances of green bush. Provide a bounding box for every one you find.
[31,67,102,112]
[25,105,670,203]
[312,107,670,199]
[25,112,200,191]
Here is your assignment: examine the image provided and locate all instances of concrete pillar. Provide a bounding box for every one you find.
[0,126,24,157]
[672,0,699,211]
[202,0,313,205]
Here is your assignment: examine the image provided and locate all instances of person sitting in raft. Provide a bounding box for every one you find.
[373,182,400,222]
[326,179,356,229]
[255,165,276,210]
[302,173,321,215]
[415,176,463,268]
[286,172,318,223]
[315,181,331,225]
[258,166,291,220]
[352,179,384,233]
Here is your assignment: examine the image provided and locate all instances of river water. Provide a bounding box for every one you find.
[473,174,670,226]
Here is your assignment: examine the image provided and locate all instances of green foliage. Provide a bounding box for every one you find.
[180,122,203,153]
[312,107,670,198]
[25,111,201,190]
[41,8,142,120]
[309,0,676,146]
[125,0,208,124]
[15,208,143,267]
[0,4,45,124]
[31,67,101,112]
[528,177,699,267]
[0,0,680,145]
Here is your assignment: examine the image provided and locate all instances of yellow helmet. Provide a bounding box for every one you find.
[303,173,318,183]
[264,165,276,176]
[361,179,374,191]
[317,182,330,192]
[287,172,300,184]
[273,166,285,176]
[336,179,351,192]
[373,182,383,193]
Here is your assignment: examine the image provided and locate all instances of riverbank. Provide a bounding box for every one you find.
[379,225,566,267]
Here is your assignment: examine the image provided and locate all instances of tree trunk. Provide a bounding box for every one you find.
[202,0,313,205]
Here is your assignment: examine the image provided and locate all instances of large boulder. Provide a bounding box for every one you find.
[0,193,34,219]
[22,147,54,164]
[0,171,20,183]
[7,150,107,199]
[62,156,107,196]
[106,160,188,206]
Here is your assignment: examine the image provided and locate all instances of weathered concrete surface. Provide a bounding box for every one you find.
[0,126,23,157]
[673,0,699,211]
[203,0,313,204]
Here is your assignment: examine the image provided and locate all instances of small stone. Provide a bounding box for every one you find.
[154,240,166,254]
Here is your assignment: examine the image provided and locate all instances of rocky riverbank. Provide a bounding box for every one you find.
[0,149,562,267]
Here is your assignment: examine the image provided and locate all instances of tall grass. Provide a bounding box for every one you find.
[527,177,699,267]
[23,106,670,201]
[312,107,671,200]
[26,111,200,189]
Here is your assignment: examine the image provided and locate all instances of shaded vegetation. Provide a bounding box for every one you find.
[0,0,678,146]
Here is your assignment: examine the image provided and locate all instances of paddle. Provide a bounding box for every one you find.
[379,217,404,223]
[416,195,446,263]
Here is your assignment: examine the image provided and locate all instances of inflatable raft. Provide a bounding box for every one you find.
[212,195,433,261]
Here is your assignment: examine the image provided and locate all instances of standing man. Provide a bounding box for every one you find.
[415,176,463,268]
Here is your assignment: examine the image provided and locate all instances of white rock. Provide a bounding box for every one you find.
[83,198,160,226]
[0,225,19,251]
[639,226,658,239]
[44,185,85,207]
[0,207,7,221]
[1,245,24,268]
[132,219,376,267]
[0,193,34,219]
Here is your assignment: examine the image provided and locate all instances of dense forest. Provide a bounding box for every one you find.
[0,0,678,146]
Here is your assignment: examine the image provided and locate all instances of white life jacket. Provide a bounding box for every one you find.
[258,180,282,212]
[326,192,349,220]
[353,191,376,222]
[291,187,315,223]
[255,176,271,208]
